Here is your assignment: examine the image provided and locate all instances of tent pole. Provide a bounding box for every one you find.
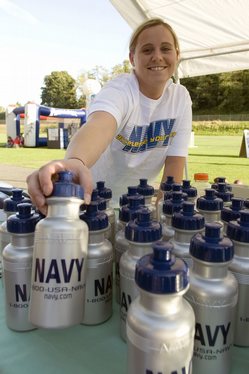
[175,67,188,180]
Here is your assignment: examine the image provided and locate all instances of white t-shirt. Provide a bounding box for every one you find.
[88,73,192,206]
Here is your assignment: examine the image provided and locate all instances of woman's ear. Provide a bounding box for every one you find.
[129,52,135,67]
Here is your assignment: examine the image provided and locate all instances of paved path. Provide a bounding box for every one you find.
[0,164,36,190]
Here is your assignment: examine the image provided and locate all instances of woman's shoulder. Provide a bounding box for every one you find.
[166,80,191,101]
[103,73,139,92]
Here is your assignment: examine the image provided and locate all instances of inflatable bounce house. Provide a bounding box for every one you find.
[5,102,86,148]
[5,78,102,148]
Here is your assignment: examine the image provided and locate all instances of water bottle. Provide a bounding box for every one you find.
[192,173,211,197]
[3,203,39,331]
[161,191,185,240]
[215,183,234,207]
[227,210,249,346]
[163,183,188,202]
[211,177,232,191]
[117,186,145,232]
[182,179,198,204]
[244,199,249,209]
[120,208,162,341]
[0,191,8,225]
[29,171,88,329]
[127,241,195,374]
[96,181,116,246]
[0,189,31,278]
[185,223,238,374]
[156,175,175,221]
[170,201,205,268]
[119,186,142,207]
[80,200,113,325]
[136,178,156,219]
[221,197,244,234]
[115,195,145,304]
[0,188,31,253]
[89,189,111,243]
[196,189,223,224]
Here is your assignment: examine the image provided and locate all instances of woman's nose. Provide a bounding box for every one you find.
[151,48,163,61]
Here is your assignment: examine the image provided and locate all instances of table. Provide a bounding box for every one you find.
[0,285,248,374]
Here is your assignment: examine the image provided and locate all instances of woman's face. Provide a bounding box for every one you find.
[129,25,179,98]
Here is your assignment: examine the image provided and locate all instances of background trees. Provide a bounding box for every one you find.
[39,63,249,114]
[41,71,78,108]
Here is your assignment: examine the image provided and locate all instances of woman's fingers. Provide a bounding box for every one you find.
[26,159,94,213]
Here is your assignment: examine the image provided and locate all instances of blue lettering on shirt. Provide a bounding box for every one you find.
[117,119,176,153]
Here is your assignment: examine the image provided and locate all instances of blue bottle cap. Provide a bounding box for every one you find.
[172,202,205,230]
[119,195,145,222]
[221,198,244,223]
[162,192,185,215]
[137,178,154,197]
[160,176,175,192]
[96,180,112,200]
[211,178,232,191]
[90,189,106,211]
[7,203,40,233]
[226,210,249,243]
[182,180,197,198]
[80,202,108,231]
[244,199,249,209]
[125,207,162,243]
[215,183,234,202]
[135,241,189,294]
[197,189,223,211]
[164,185,188,201]
[3,188,31,212]
[0,191,9,209]
[51,171,84,199]
[119,186,144,207]
[190,222,234,262]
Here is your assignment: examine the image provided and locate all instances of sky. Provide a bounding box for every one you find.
[0,0,132,108]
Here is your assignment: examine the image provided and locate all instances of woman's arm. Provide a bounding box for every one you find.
[26,111,117,214]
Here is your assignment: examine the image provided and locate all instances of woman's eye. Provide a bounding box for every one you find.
[161,47,171,52]
[142,48,153,54]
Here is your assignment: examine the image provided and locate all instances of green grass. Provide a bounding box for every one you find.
[0,127,249,185]
[187,135,249,185]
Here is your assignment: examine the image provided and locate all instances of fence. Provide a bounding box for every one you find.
[193,114,249,121]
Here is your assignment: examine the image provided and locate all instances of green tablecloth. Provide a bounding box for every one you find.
[0,285,248,374]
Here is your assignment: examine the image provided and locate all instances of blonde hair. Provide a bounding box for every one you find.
[129,18,180,55]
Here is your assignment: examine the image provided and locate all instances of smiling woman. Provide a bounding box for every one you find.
[26,18,192,216]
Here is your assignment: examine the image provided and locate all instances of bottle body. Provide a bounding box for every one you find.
[127,292,195,374]
[104,204,116,246]
[192,173,211,198]
[3,234,35,331]
[170,228,202,268]
[185,262,238,374]
[161,214,175,240]
[29,197,88,329]
[114,225,129,304]
[82,230,113,325]
[228,240,249,346]
[120,242,154,341]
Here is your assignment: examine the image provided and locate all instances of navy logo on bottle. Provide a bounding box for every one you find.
[34,258,84,283]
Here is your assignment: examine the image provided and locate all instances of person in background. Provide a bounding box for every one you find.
[26,18,192,214]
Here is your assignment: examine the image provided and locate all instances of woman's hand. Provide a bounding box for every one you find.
[26,158,93,215]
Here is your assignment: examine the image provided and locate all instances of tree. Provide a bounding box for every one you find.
[111,59,131,78]
[41,71,78,108]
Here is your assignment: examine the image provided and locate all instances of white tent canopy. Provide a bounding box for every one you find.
[110,0,249,78]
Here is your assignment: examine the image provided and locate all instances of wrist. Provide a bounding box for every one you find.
[67,157,86,167]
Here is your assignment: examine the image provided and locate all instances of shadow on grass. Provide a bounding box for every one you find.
[189,161,249,167]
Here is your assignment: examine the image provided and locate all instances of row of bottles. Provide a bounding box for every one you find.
[1,172,249,374]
